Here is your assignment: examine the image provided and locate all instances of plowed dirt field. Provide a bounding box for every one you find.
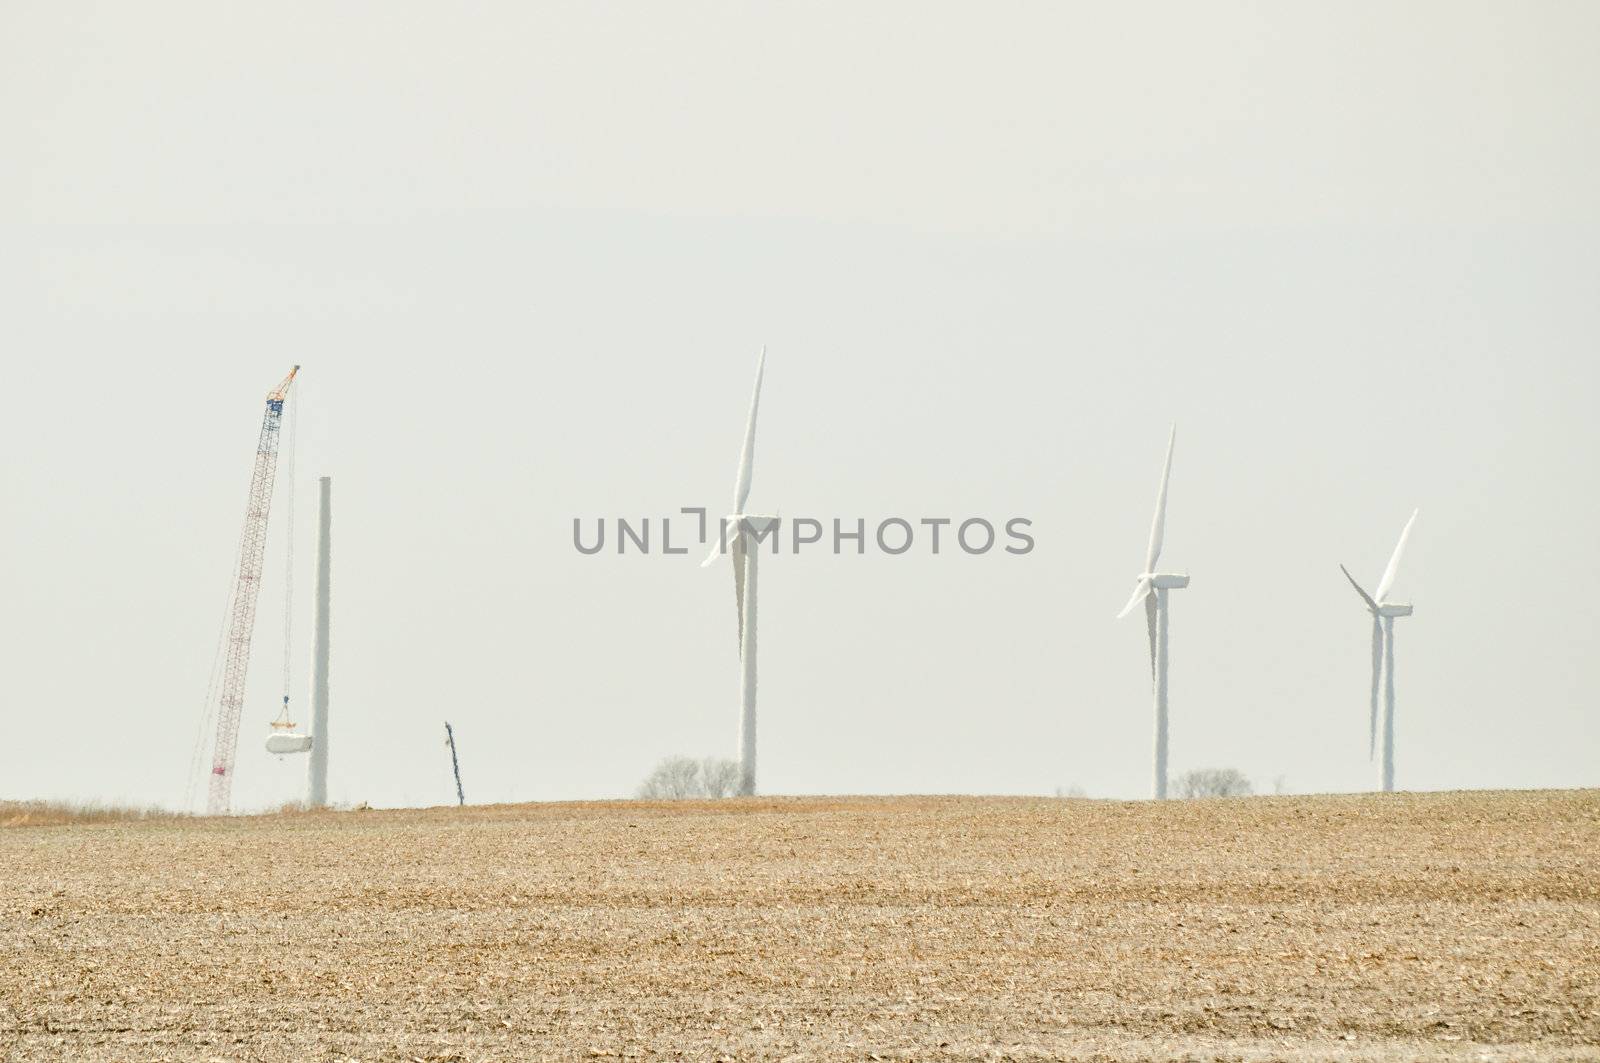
[3,790,1597,1061]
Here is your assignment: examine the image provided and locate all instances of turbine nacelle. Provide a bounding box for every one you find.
[728,514,780,538]
[1115,571,1190,620]
[1377,602,1413,618]
[266,732,313,755]
[712,513,780,559]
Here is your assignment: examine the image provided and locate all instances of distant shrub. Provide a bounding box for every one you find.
[1173,768,1253,799]
[1054,785,1088,799]
[636,756,742,799]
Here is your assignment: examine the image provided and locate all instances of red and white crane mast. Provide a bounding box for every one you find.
[205,365,299,814]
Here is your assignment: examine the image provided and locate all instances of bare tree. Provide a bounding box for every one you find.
[699,758,741,798]
[636,756,742,799]
[1172,767,1253,798]
[636,756,702,799]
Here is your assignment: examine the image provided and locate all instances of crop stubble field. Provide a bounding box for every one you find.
[2,790,1597,1062]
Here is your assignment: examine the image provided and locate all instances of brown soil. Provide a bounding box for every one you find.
[2,790,1596,1061]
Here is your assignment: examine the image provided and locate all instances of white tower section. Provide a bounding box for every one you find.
[1381,615,1397,793]
[1153,586,1170,800]
[736,516,777,796]
[307,476,332,807]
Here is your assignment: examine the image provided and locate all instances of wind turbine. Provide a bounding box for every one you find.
[703,346,776,797]
[1340,509,1418,793]
[1116,426,1189,800]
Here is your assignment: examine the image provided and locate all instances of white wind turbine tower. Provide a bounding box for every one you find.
[1116,426,1190,800]
[1340,509,1418,794]
[703,347,776,797]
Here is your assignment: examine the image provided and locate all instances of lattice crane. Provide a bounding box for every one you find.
[203,366,299,814]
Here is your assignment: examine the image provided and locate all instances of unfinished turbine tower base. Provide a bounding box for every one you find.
[306,476,332,807]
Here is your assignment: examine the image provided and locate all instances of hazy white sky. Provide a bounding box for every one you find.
[2,2,1596,810]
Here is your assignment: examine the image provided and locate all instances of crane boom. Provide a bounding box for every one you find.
[206,365,299,814]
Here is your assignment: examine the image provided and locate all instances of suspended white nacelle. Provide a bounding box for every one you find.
[1378,602,1414,618]
[266,733,313,755]
[1147,572,1191,590]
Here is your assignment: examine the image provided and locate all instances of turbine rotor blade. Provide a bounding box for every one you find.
[1369,615,1382,760]
[1145,590,1158,682]
[1117,578,1152,620]
[732,530,747,650]
[731,346,767,516]
[701,525,724,568]
[1375,508,1418,603]
[1340,563,1379,612]
[1144,425,1176,573]
[703,347,767,569]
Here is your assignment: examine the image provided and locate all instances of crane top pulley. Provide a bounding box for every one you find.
[269,366,300,405]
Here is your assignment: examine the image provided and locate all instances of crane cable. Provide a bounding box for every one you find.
[184,567,236,810]
[273,383,298,729]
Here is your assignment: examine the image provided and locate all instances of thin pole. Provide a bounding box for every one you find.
[738,528,759,797]
[1153,587,1170,800]
[445,721,466,806]
[307,477,332,807]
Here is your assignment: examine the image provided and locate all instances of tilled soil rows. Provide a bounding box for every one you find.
[2,790,1597,1061]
